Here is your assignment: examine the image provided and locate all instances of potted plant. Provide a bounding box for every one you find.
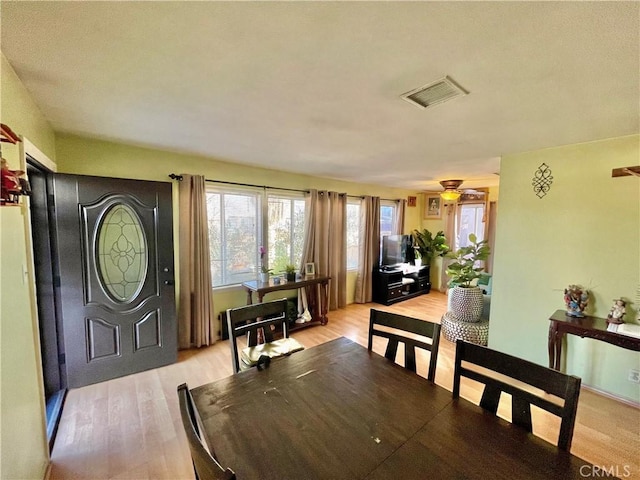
[445,233,490,322]
[258,246,272,282]
[284,264,297,282]
[412,229,449,267]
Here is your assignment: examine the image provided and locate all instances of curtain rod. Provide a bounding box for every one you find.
[169,174,308,194]
[168,173,399,202]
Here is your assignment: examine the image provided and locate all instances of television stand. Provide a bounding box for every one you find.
[379,265,401,273]
[372,265,431,305]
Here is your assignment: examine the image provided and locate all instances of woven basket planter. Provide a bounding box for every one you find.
[441,311,489,346]
[449,286,484,322]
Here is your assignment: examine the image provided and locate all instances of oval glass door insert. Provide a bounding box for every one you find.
[97,203,148,302]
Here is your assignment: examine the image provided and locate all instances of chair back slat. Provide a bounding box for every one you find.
[453,340,581,451]
[227,298,300,374]
[368,309,441,382]
[177,383,236,480]
[459,340,573,398]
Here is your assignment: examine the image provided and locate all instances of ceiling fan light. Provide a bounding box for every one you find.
[440,190,461,201]
[439,179,463,201]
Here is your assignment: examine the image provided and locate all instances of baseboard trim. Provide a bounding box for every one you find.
[582,384,640,409]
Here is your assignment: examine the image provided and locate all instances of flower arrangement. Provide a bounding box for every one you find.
[259,246,272,274]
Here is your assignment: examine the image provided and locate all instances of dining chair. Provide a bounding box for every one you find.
[452,339,582,451]
[367,309,441,382]
[177,383,236,480]
[227,298,305,374]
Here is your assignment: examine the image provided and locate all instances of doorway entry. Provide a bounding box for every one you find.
[27,170,178,449]
[27,158,65,452]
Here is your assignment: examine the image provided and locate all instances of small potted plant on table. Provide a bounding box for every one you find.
[284,264,297,282]
[258,246,272,283]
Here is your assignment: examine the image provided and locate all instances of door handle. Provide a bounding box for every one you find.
[164,280,174,285]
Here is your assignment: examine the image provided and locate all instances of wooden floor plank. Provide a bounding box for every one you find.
[50,292,640,479]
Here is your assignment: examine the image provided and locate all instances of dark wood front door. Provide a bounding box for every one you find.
[52,174,177,388]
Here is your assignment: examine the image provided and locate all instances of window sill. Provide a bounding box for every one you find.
[212,283,245,294]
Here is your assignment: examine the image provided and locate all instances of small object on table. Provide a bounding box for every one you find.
[606,298,626,325]
[564,284,589,317]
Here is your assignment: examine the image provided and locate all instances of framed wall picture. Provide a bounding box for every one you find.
[305,263,316,276]
[407,196,417,207]
[424,194,442,219]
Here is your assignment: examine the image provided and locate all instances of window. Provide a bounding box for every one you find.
[455,203,486,250]
[206,186,306,287]
[267,194,305,274]
[380,201,397,238]
[206,188,261,287]
[346,201,361,270]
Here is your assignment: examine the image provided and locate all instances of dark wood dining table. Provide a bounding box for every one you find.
[191,337,600,479]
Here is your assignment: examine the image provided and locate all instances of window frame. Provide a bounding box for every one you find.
[346,199,361,271]
[265,191,306,275]
[205,184,306,288]
[205,184,263,288]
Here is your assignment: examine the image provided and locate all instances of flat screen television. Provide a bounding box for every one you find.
[381,234,414,268]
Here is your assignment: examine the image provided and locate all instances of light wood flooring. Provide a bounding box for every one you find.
[50,291,640,479]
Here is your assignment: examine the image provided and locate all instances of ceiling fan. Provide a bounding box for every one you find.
[438,180,486,201]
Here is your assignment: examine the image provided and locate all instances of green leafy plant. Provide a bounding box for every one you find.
[412,229,449,266]
[445,233,490,287]
[284,264,296,281]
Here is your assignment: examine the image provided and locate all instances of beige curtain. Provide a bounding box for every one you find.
[301,190,347,310]
[394,198,406,234]
[355,196,381,303]
[439,200,458,292]
[178,174,215,349]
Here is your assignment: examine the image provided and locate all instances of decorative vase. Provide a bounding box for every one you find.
[414,258,422,267]
[259,272,269,283]
[449,286,484,323]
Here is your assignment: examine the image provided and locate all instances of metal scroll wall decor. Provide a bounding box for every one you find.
[532,163,553,198]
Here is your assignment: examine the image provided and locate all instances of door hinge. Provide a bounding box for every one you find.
[53,276,61,288]
[58,353,65,365]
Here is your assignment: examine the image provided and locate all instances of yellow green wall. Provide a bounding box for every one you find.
[55,133,424,329]
[1,53,54,480]
[490,135,640,403]
[4,46,638,480]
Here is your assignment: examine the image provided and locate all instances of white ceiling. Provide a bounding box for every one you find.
[2,1,638,191]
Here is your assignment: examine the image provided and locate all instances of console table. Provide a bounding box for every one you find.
[242,275,331,328]
[548,309,640,370]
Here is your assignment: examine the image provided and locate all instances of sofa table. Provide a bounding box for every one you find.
[242,275,331,327]
[548,309,640,370]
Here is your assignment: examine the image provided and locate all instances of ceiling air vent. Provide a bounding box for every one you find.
[400,76,469,109]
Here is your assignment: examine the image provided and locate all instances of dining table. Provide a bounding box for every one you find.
[191,336,603,479]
